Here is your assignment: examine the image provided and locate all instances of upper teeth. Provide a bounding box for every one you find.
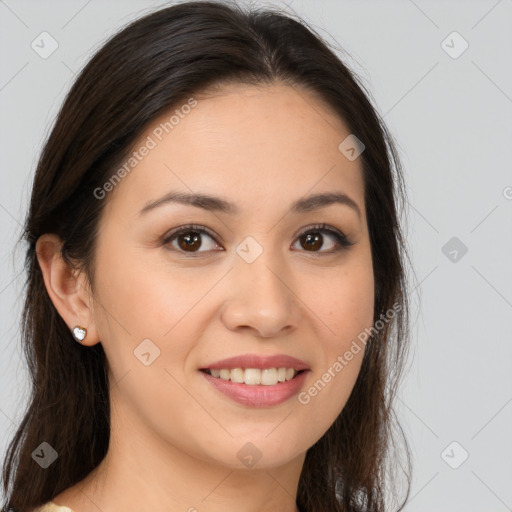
[209,367,298,385]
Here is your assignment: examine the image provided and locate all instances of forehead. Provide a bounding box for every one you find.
[106,82,365,218]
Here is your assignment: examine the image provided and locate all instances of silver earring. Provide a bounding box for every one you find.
[72,325,87,343]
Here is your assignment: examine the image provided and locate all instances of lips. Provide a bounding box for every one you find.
[200,354,310,371]
[199,353,310,407]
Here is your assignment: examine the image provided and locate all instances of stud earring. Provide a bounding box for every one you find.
[72,325,87,343]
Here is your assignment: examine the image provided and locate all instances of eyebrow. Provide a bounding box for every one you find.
[138,190,362,219]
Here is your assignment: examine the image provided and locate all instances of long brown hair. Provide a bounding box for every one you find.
[2,1,413,510]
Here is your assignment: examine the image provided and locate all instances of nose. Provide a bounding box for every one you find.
[220,248,301,339]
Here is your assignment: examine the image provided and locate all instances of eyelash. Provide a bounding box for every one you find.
[161,223,354,257]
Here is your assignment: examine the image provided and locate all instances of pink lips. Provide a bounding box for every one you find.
[201,354,310,371]
[199,353,310,407]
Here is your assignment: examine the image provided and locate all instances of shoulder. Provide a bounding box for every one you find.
[32,502,74,512]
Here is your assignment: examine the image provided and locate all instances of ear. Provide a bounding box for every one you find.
[35,233,101,346]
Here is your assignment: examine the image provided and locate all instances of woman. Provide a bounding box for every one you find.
[2,1,412,511]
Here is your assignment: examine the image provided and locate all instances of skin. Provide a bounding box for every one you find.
[36,82,374,512]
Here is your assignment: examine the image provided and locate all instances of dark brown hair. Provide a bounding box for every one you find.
[2,1,413,510]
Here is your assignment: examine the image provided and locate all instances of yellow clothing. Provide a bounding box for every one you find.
[34,502,73,512]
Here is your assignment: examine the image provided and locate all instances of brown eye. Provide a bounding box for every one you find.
[292,224,353,254]
[162,223,353,257]
[176,232,202,251]
[300,232,323,251]
[163,225,221,254]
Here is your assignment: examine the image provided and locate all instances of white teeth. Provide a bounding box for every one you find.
[244,368,261,385]
[207,367,299,385]
[261,368,278,385]
[230,368,244,383]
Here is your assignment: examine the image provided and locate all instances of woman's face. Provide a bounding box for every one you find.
[89,83,374,470]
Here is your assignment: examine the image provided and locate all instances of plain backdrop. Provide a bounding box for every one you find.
[1,1,511,510]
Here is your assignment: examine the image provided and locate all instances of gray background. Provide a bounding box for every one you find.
[1,0,511,510]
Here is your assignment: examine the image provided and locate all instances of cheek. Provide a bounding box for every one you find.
[294,253,373,420]
[307,256,375,350]
[91,245,223,385]
[94,243,213,336]
[108,359,219,465]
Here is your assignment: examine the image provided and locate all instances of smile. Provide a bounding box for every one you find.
[200,368,309,407]
[201,367,304,386]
